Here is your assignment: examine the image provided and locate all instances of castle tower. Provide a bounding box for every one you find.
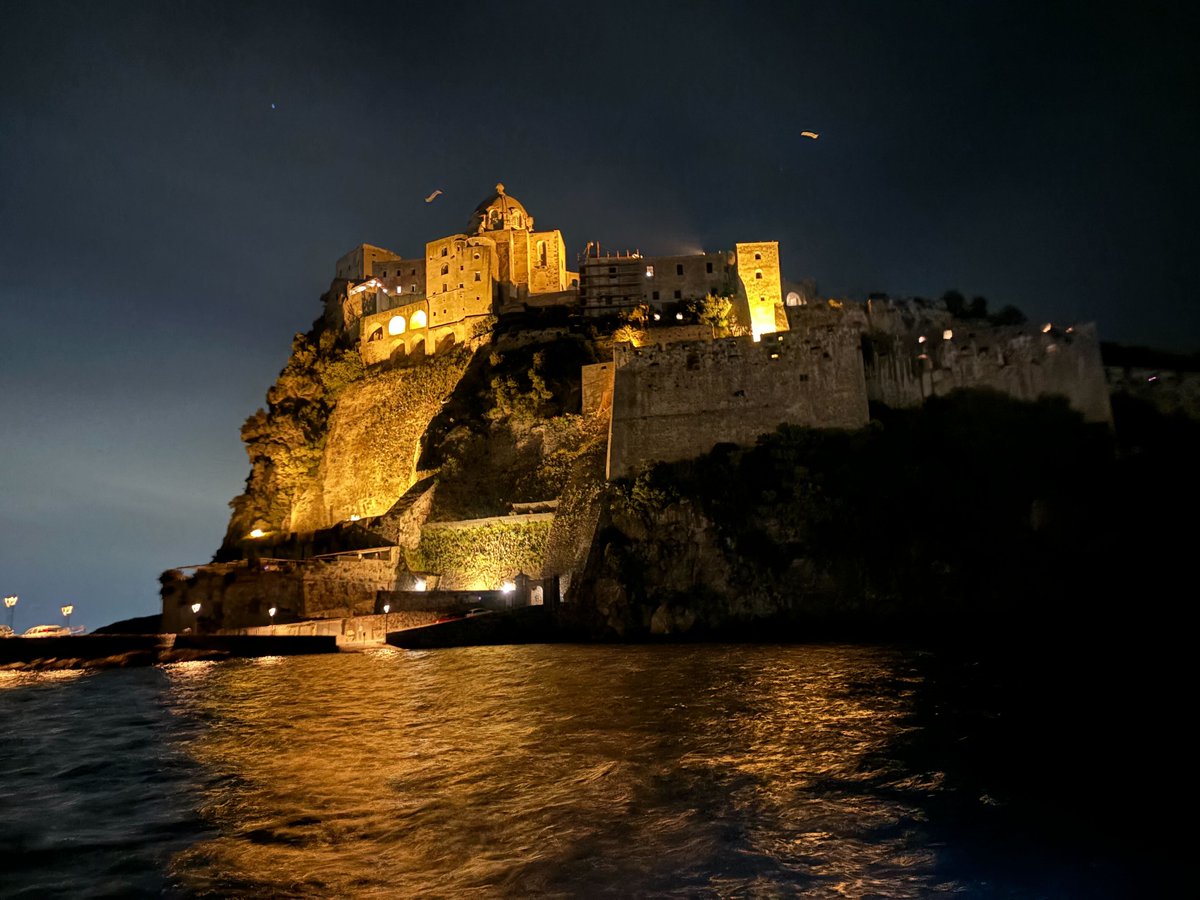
[735,241,786,340]
[463,183,572,304]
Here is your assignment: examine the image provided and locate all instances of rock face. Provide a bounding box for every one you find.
[288,352,470,532]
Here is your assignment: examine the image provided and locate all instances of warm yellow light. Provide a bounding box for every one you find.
[191,603,201,614]
[268,607,277,617]
[410,309,427,328]
[249,528,265,539]
[3,595,16,609]
[387,315,406,335]
[382,604,390,614]
[60,605,74,616]
[414,578,426,592]
[501,581,515,594]
[918,335,927,344]
[1042,323,1053,333]
[943,329,953,340]
[349,514,361,522]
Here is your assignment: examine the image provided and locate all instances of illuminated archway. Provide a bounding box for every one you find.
[410,309,428,329]
[387,315,406,335]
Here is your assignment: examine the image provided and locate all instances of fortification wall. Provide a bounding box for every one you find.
[581,362,614,415]
[607,327,869,479]
[161,555,400,631]
[862,321,1112,423]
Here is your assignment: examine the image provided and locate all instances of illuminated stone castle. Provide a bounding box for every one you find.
[328,183,789,367]
[159,182,1113,634]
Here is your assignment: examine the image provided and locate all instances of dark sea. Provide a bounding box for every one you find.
[0,644,1182,898]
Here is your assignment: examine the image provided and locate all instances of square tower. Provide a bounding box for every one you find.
[735,241,785,340]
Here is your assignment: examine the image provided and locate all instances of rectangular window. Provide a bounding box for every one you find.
[646,265,654,277]
[474,272,481,282]
[652,290,660,300]
[411,284,417,292]
[609,267,616,274]
[676,264,684,275]
[674,290,682,299]
[706,262,713,274]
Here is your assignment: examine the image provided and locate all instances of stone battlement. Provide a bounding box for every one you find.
[607,328,869,478]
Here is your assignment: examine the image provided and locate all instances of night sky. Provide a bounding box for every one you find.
[2,1,1197,628]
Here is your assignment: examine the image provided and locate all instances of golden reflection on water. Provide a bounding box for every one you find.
[163,646,937,896]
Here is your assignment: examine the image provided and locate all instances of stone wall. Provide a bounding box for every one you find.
[861,319,1112,424]
[607,327,870,479]
[161,554,399,632]
[581,362,614,415]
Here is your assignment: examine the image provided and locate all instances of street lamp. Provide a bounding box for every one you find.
[61,605,74,631]
[382,603,390,635]
[3,595,17,631]
[268,606,277,633]
[190,602,201,633]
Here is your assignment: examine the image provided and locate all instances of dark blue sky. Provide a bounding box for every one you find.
[2,0,1197,627]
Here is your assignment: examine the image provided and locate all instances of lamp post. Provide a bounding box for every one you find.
[61,605,74,631]
[382,603,390,637]
[4,595,16,631]
[190,602,201,634]
[268,606,277,633]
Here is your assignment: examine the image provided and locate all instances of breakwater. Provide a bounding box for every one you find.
[0,633,338,670]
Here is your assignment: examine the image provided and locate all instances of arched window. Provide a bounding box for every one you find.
[755,270,763,280]
[440,263,449,276]
[410,309,427,329]
[537,240,547,267]
[368,327,383,342]
[387,315,406,336]
[786,291,802,307]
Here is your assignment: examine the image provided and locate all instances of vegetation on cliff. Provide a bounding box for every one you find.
[223,326,364,553]
[578,388,1191,638]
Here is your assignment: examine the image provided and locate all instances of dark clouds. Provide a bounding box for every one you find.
[1,1,1197,625]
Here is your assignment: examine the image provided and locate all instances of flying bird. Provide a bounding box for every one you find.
[801,131,819,139]
[425,190,443,203]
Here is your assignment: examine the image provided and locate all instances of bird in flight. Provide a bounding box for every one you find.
[425,190,443,203]
[801,131,819,139]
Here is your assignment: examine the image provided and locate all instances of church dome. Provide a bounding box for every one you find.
[467,183,533,233]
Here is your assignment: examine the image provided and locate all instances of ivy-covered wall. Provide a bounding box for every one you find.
[412,518,553,590]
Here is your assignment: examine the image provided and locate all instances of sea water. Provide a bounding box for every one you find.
[0,644,1177,897]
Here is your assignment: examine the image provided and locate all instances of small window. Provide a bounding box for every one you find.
[706,262,713,274]
[646,265,654,277]
[652,290,660,300]
[441,247,448,257]
[755,270,763,280]
[673,290,682,300]
[474,272,481,282]
[396,285,403,294]
[411,268,416,275]
[473,252,480,260]
[381,270,388,277]
[754,252,761,261]
[676,264,683,275]
[537,240,547,267]
[368,327,383,342]
[459,282,464,289]
[411,284,417,292]
[609,267,616,274]
[440,263,449,276]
